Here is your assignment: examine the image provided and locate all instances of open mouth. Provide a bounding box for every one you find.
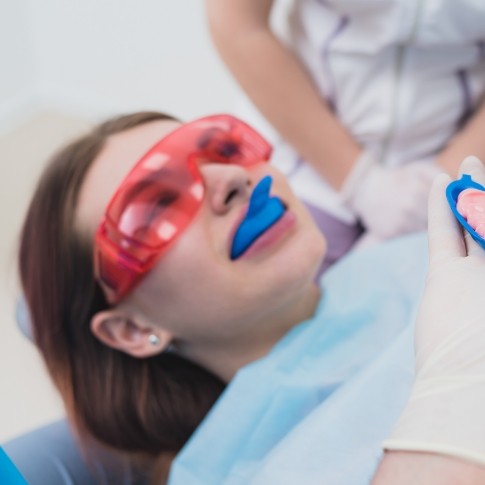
[230,176,287,260]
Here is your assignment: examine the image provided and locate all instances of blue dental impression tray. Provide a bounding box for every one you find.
[231,176,286,259]
[446,173,485,250]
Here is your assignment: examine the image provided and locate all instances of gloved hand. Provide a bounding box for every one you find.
[340,151,441,239]
[383,156,485,466]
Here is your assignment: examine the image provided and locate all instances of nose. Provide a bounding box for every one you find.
[199,163,252,215]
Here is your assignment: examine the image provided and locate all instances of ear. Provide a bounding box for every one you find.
[90,310,172,358]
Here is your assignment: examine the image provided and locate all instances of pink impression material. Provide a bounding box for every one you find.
[456,188,485,238]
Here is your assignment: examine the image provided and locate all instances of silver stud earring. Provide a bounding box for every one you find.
[148,334,160,346]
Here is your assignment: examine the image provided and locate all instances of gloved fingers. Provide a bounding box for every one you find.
[409,177,436,205]
[458,156,485,181]
[400,162,442,184]
[397,183,431,229]
[464,230,485,259]
[458,156,485,258]
[352,163,439,238]
[363,189,429,237]
[421,165,443,187]
[427,172,465,266]
[414,163,443,182]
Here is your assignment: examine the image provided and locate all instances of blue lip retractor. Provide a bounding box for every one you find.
[446,173,485,250]
[230,176,286,259]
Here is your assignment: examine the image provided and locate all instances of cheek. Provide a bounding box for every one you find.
[134,231,235,326]
[144,269,244,342]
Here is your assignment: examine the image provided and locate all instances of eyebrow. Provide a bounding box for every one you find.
[117,168,177,208]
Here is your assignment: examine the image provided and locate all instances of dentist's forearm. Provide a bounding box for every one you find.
[204,0,361,190]
[436,97,485,176]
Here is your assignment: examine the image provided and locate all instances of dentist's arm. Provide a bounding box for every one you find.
[204,0,440,240]
[204,0,360,189]
[437,98,485,177]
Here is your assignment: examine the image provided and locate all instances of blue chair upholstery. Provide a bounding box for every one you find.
[8,299,149,484]
[3,420,148,485]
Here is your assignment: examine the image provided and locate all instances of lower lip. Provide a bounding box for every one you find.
[238,210,297,260]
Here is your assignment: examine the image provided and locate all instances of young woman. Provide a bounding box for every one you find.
[11,112,485,483]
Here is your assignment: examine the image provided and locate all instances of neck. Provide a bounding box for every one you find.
[183,283,321,383]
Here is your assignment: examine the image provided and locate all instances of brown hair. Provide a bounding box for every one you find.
[18,112,226,457]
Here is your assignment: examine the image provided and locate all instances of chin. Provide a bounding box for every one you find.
[300,226,327,281]
[274,227,326,288]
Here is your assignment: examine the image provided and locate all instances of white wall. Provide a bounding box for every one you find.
[22,0,243,121]
[1,0,294,129]
[0,1,37,132]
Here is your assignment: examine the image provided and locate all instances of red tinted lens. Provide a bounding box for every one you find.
[94,114,272,303]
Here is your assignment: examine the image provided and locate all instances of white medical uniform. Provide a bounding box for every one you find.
[242,0,485,223]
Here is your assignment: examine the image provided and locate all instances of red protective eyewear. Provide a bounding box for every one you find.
[94,114,272,304]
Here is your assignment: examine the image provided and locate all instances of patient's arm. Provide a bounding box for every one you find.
[372,451,485,485]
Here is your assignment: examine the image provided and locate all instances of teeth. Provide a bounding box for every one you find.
[247,176,272,217]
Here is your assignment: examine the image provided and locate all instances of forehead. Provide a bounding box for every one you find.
[76,119,181,237]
